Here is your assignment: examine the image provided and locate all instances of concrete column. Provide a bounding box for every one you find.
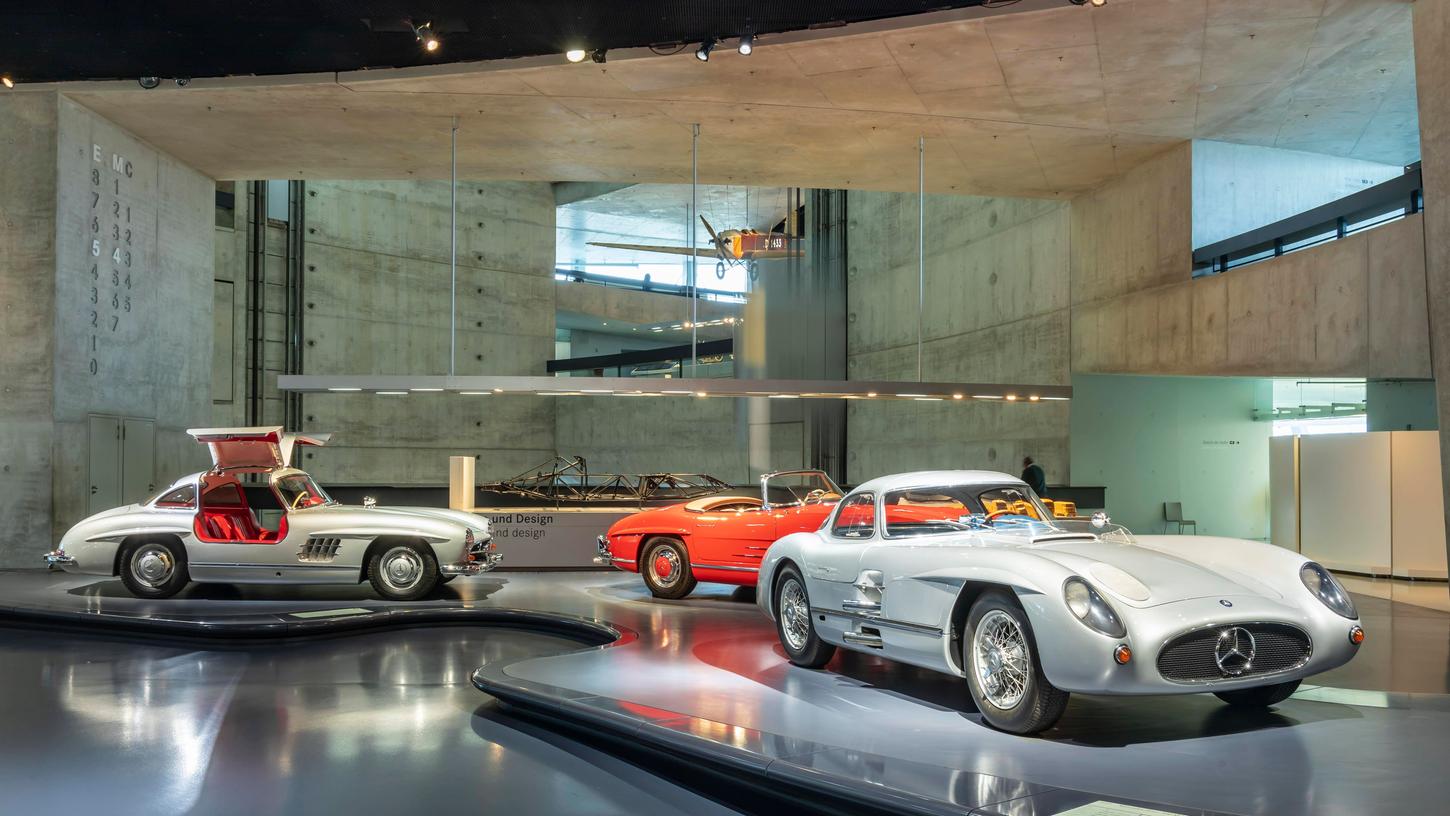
[1414,0,1450,581]
[0,92,214,567]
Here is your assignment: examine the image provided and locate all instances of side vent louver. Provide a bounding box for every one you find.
[298,537,342,563]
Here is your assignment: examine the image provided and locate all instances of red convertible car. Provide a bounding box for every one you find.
[596,470,843,598]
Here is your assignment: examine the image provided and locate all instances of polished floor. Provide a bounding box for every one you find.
[0,623,741,816]
[3,568,1449,816]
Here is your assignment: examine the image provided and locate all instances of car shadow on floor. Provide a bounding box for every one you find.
[827,649,1365,746]
[65,578,507,604]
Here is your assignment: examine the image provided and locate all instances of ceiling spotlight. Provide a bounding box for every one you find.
[565,48,588,63]
[1,76,12,89]
[1090,0,1107,5]
[174,77,190,87]
[738,34,754,55]
[695,38,716,62]
[137,76,160,89]
[590,49,607,64]
[413,22,441,52]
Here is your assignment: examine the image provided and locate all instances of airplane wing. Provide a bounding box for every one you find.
[587,241,722,258]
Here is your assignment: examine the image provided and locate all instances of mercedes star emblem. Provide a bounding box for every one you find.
[1214,627,1256,676]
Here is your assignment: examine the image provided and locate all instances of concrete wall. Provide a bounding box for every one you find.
[1192,140,1404,248]
[1072,143,1431,379]
[1415,0,1450,574]
[554,396,749,483]
[1070,374,1272,540]
[0,93,59,565]
[845,191,1071,484]
[0,95,213,565]
[299,180,557,485]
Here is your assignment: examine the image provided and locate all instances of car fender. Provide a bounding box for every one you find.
[756,531,815,619]
[57,509,191,575]
[603,511,695,563]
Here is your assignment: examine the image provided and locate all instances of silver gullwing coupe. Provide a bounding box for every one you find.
[44,427,499,601]
[757,470,1365,734]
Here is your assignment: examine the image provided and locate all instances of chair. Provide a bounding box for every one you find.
[1163,502,1197,534]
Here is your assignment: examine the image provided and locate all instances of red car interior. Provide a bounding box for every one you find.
[193,478,286,543]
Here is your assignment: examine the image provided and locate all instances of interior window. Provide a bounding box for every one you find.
[977,486,1046,521]
[153,484,196,508]
[830,493,876,538]
[202,481,246,507]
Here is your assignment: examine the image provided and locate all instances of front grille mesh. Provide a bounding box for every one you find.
[1157,623,1311,682]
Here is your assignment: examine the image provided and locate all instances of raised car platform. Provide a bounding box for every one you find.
[4,569,1449,816]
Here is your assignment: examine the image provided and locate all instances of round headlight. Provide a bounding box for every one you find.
[1300,562,1356,619]
[1065,580,1092,618]
[1063,577,1126,638]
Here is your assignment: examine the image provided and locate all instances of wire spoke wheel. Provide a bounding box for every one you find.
[779,577,811,652]
[973,609,1030,711]
[378,546,425,593]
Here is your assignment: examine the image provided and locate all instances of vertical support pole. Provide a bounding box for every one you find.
[449,117,459,377]
[917,136,925,382]
[691,123,700,374]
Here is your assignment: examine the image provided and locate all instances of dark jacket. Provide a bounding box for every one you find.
[1021,464,1046,495]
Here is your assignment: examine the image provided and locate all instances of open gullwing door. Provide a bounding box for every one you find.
[187,427,331,470]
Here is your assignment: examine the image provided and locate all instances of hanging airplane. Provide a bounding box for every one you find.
[588,216,803,280]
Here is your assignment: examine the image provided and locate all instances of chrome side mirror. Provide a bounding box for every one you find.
[363,496,377,509]
[1091,511,1110,529]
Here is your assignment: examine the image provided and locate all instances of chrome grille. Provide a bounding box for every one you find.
[1157,623,1311,683]
[467,532,491,555]
[298,537,342,563]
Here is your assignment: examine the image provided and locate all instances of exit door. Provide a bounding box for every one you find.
[87,414,156,514]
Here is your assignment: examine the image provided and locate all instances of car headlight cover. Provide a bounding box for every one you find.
[1300,562,1356,619]
[1063,577,1126,638]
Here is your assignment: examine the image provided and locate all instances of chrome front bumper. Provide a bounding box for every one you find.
[443,542,502,577]
[43,550,76,568]
[593,535,614,566]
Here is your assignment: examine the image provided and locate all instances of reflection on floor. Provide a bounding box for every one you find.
[3,568,1449,816]
[1337,573,1450,613]
[0,622,740,816]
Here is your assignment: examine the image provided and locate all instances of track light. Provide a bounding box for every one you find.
[413,21,441,52]
[137,76,160,89]
[1068,0,1107,5]
[738,34,754,55]
[590,49,607,64]
[695,38,715,62]
[565,48,587,63]
[1,76,12,89]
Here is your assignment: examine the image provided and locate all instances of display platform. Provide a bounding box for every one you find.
[4,569,1449,816]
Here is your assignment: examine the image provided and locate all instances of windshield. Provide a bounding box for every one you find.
[763,471,842,507]
[882,483,1053,538]
[274,473,333,509]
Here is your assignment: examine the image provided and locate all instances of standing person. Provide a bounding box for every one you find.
[1021,457,1046,496]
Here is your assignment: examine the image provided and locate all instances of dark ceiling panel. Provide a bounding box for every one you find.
[1,1,991,84]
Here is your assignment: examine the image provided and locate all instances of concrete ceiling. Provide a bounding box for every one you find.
[59,0,1419,198]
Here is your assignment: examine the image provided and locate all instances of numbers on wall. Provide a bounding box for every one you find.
[83,143,144,377]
